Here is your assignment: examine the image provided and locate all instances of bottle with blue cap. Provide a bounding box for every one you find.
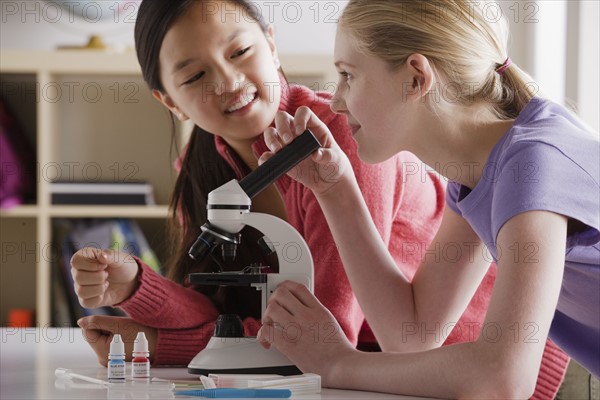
[108,334,126,382]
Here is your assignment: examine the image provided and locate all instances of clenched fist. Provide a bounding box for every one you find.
[70,247,140,308]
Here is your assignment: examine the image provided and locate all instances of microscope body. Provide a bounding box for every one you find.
[187,130,320,375]
[200,179,314,313]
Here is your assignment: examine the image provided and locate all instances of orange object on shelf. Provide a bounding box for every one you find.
[8,309,34,327]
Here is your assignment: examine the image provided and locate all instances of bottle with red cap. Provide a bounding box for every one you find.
[132,332,150,379]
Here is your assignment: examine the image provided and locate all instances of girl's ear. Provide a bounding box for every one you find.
[404,54,435,102]
[152,90,189,121]
[266,25,280,69]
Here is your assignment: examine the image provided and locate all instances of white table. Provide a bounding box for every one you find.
[0,328,428,399]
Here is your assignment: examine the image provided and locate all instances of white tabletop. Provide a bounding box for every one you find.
[0,328,427,400]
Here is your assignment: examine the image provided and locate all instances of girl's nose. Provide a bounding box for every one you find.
[214,63,244,95]
[330,90,348,115]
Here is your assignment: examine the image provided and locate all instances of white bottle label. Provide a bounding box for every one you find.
[108,362,126,380]
[132,361,150,378]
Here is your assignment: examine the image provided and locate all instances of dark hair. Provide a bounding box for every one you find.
[134,0,279,315]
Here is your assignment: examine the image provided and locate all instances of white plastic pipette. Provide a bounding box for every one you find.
[55,368,109,386]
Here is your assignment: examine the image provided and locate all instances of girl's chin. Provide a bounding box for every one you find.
[229,115,275,138]
[356,143,391,165]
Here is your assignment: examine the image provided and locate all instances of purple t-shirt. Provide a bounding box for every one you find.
[446,97,600,377]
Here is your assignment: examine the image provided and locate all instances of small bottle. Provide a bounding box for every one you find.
[108,334,126,382]
[131,332,150,379]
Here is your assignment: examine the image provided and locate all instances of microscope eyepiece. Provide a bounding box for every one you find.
[239,129,321,199]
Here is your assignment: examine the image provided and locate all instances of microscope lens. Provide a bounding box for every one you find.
[221,243,238,261]
[189,231,218,260]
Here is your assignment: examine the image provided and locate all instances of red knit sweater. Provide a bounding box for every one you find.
[117,81,567,398]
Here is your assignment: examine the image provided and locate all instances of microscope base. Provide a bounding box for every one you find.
[187,336,301,376]
[188,365,301,376]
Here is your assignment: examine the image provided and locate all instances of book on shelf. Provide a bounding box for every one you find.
[49,181,155,206]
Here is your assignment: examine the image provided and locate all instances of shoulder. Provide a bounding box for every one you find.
[504,98,597,163]
[496,140,598,191]
[488,104,600,240]
[494,97,598,185]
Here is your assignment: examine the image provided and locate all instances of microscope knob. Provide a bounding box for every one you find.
[214,314,245,338]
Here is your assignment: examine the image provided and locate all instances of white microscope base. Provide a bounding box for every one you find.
[188,336,301,376]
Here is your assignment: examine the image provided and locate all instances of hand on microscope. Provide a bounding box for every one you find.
[259,107,353,196]
[70,247,140,309]
[257,281,355,384]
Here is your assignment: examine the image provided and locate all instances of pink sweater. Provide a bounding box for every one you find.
[118,82,567,398]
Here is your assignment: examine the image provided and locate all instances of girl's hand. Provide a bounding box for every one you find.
[78,316,157,366]
[70,247,140,308]
[259,107,353,196]
[257,281,355,384]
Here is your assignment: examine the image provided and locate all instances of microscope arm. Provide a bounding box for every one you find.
[243,212,314,291]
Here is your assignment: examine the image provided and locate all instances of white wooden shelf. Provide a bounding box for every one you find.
[48,205,169,218]
[0,205,39,218]
[0,49,143,75]
[1,205,169,218]
[1,50,176,327]
[0,49,336,327]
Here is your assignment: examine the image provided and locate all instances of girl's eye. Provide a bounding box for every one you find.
[339,71,352,86]
[339,71,352,81]
[232,46,251,58]
[182,71,205,86]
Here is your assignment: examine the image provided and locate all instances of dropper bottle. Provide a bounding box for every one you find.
[108,334,126,382]
[132,332,150,379]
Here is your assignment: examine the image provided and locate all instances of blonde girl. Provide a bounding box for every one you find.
[259,1,599,397]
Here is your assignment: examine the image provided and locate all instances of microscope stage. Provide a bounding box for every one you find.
[190,272,267,286]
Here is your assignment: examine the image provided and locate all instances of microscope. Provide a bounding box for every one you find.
[187,130,321,376]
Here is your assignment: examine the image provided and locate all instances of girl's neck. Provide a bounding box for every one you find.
[223,137,260,171]
[414,105,515,189]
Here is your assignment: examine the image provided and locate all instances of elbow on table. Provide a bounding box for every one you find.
[464,353,538,399]
[459,371,536,399]
[483,377,536,400]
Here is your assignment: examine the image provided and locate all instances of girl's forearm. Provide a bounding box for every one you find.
[118,261,219,329]
[327,340,534,399]
[315,177,417,349]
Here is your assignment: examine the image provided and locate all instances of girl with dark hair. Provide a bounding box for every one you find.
[71,0,442,368]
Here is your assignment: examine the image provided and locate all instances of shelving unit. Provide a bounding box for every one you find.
[0,50,337,327]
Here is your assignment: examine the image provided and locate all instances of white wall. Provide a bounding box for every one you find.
[0,0,347,54]
[499,0,598,131]
[1,0,597,130]
[576,1,599,132]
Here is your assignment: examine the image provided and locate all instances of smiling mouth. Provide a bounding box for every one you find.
[225,92,258,114]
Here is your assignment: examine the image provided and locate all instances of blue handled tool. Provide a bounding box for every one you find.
[174,388,292,398]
